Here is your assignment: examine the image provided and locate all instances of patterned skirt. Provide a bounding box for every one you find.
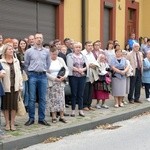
[46,82,65,112]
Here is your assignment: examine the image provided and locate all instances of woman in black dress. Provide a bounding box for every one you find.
[1,44,22,131]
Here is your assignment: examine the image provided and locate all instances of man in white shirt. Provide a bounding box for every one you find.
[81,41,97,111]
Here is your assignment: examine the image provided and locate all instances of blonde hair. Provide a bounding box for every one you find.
[73,42,82,48]
[2,44,13,58]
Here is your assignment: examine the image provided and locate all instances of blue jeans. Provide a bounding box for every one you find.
[0,97,1,110]
[28,72,47,121]
[69,76,86,110]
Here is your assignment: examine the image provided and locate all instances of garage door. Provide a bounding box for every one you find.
[0,0,56,43]
[38,2,55,43]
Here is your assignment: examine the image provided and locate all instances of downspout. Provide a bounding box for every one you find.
[36,1,39,32]
[82,0,86,45]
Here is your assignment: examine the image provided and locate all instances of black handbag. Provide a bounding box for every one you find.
[64,83,71,95]
[57,67,66,78]
[98,75,105,82]
[83,63,87,75]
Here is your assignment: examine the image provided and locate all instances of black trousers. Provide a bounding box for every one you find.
[144,83,150,98]
[83,82,93,108]
[128,68,142,101]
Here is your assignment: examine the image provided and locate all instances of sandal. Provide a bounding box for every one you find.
[114,104,119,108]
[52,118,57,123]
[59,118,67,123]
[119,103,124,107]
[5,124,10,131]
[11,125,16,131]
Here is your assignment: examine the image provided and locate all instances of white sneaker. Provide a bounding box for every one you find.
[146,98,150,102]
[101,104,109,109]
[95,104,101,109]
[123,100,128,105]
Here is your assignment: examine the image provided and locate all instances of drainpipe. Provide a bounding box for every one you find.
[82,0,86,45]
[36,1,39,32]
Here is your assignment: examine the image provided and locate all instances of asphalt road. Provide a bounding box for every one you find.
[23,113,150,150]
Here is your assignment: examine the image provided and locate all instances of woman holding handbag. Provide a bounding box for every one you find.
[46,46,69,123]
[0,44,23,131]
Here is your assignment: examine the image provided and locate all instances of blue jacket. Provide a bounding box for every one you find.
[142,58,150,83]
[128,39,138,50]
[111,57,127,79]
[0,63,5,96]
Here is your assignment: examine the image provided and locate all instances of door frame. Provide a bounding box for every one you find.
[100,0,116,49]
[125,0,139,43]
[56,0,64,41]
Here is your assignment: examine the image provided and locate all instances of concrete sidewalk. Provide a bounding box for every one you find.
[0,88,150,150]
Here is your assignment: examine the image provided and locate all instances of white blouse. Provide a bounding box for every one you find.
[49,59,62,77]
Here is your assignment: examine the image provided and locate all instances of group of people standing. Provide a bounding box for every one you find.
[0,32,150,131]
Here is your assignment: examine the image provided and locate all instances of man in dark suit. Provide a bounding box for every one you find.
[64,38,74,55]
[127,43,143,103]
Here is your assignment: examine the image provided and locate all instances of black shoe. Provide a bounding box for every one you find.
[25,120,34,126]
[129,100,134,104]
[38,120,50,126]
[65,104,69,108]
[71,114,75,117]
[64,113,70,116]
[134,100,142,103]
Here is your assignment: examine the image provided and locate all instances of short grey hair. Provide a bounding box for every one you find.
[133,43,140,48]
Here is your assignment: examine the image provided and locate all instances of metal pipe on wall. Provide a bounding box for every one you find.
[81,0,86,45]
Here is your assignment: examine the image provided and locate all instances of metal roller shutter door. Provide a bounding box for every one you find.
[0,0,36,39]
[0,0,56,42]
[38,2,56,42]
